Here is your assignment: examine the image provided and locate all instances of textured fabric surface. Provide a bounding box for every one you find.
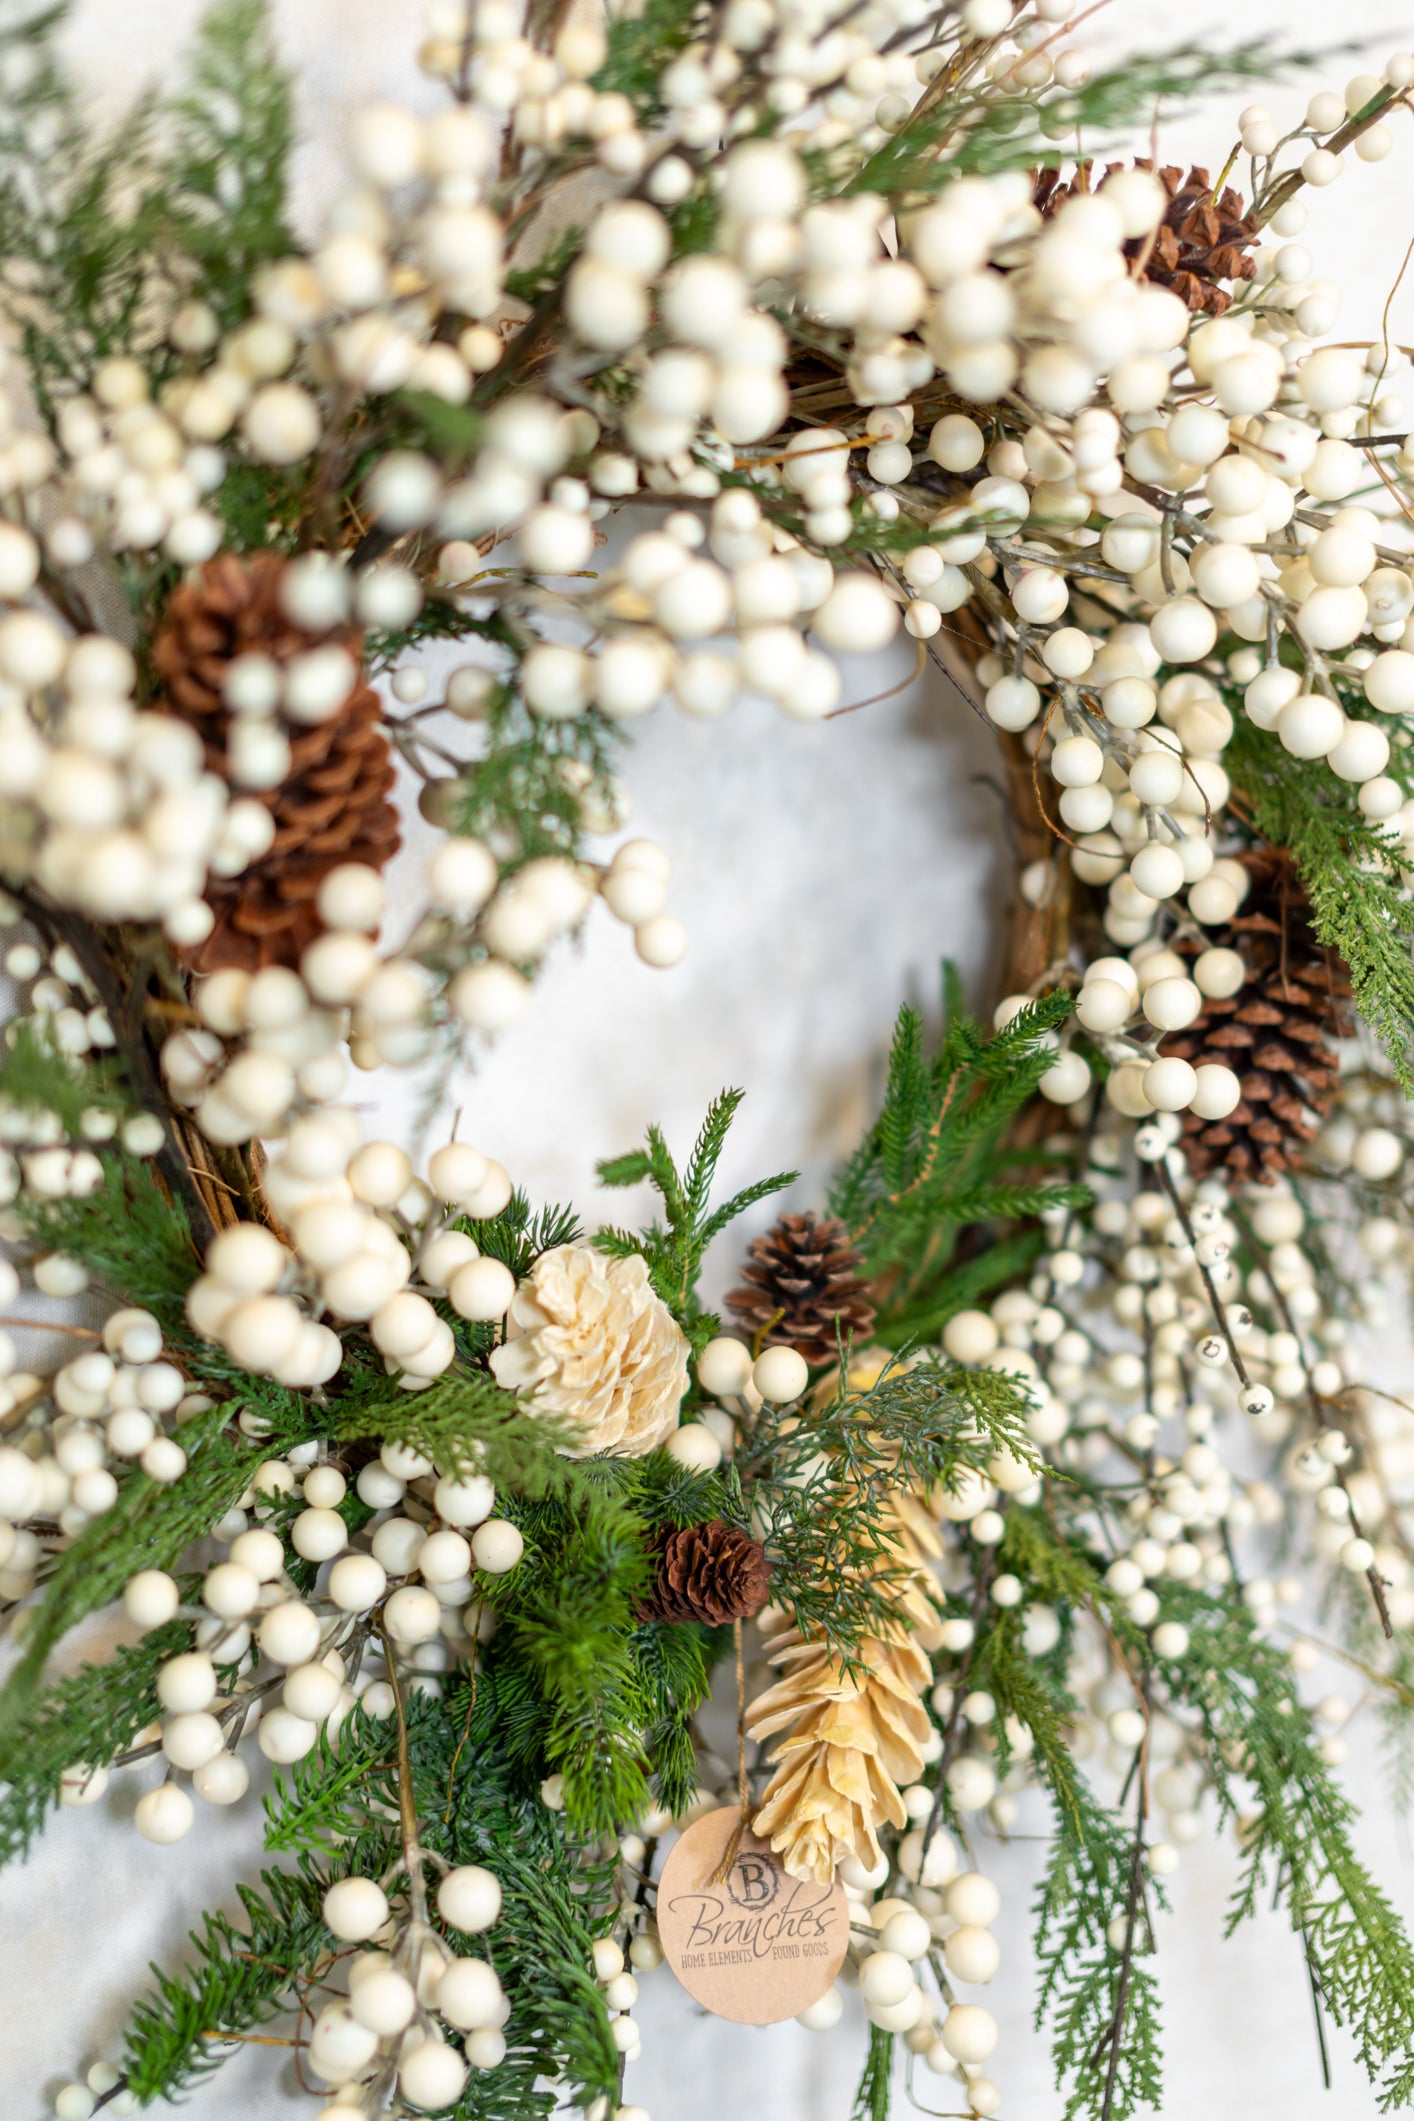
[9,2,1414,2115]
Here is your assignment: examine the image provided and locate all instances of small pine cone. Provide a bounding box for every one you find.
[1034,160,1259,316]
[641,1520,772,1627]
[726,1211,876,1365]
[152,550,400,973]
[1169,852,1350,1184]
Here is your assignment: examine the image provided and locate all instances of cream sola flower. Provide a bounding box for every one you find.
[489,1242,690,1456]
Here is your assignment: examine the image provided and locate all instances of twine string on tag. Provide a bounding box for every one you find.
[708,1617,750,1885]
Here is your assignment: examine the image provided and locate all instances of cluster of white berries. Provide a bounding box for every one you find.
[21,7,1414,2118]
[159,823,687,1148]
[844,1848,1002,2113]
[47,356,225,567]
[0,597,268,944]
[0,1302,193,1607]
[98,1413,526,1847]
[183,1127,522,1390]
[312,1861,506,2108]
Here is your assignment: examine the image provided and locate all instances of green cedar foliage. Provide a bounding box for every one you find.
[0,0,293,408]
[0,1015,127,1135]
[448,656,624,871]
[1163,1586,1414,2110]
[1033,1779,1163,2121]
[0,1619,186,1864]
[155,0,294,330]
[124,1859,332,2102]
[942,1515,1163,2121]
[337,1363,593,1494]
[591,0,705,108]
[992,1502,1414,2116]
[0,1402,257,1731]
[258,1685,622,2119]
[594,1088,796,1336]
[474,1465,721,1831]
[840,43,1290,201]
[742,1354,1037,1665]
[1225,715,1414,1088]
[828,976,1087,1344]
[851,2024,895,2121]
[339,1359,728,1832]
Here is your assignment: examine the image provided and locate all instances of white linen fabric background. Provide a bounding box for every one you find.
[10,2,1414,2115]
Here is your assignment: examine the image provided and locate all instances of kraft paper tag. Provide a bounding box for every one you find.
[656,1807,849,2025]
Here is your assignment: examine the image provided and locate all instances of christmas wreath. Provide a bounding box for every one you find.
[4,5,1414,2120]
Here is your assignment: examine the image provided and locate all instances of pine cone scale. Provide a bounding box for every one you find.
[1034,159,1260,316]
[640,1519,771,1626]
[1172,849,1350,1182]
[726,1210,876,1364]
[153,552,401,974]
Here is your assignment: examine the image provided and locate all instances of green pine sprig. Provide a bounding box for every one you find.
[828,974,1086,1343]
[595,1088,796,1331]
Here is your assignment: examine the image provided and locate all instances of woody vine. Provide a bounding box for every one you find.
[3,3,1414,2120]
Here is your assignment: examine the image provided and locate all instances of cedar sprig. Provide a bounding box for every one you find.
[839,40,1294,201]
[1032,1777,1165,2121]
[1164,1585,1414,2109]
[260,1681,624,2117]
[850,2025,895,2121]
[744,1353,1038,1665]
[1224,714,1414,1088]
[123,1859,333,2102]
[0,1619,188,1865]
[0,1401,258,1731]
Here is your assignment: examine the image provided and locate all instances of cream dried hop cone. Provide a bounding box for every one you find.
[747,1491,945,1885]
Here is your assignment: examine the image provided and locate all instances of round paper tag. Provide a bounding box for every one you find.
[655,1806,849,2025]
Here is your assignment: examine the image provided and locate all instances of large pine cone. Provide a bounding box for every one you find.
[641,1519,772,1627]
[153,551,400,974]
[1035,161,1260,317]
[726,1211,876,1365]
[1168,852,1350,1183]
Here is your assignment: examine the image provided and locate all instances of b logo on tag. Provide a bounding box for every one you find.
[656,1807,849,2025]
[728,1851,779,1908]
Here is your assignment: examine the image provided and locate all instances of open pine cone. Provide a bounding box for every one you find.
[640,1520,772,1626]
[1034,161,1260,316]
[153,551,400,974]
[726,1211,876,1364]
[1169,851,1351,1183]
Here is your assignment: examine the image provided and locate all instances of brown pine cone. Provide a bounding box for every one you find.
[1034,161,1260,316]
[726,1211,875,1365]
[1168,851,1350,1183]
[641,1519,772,1627]
[153,551,400,974]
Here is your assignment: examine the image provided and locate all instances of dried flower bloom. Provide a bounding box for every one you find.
[489,1243,689,1457]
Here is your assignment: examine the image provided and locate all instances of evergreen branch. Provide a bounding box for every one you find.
[0,1404,257,1732]
[1032,1775,1163,2121]
[1162,1587,1414,2108]
[851,2024,894,2121]
[594,1092,794,1324]
[746,1355,1038,1662]
[830,984,1081,1320]
[1225,716,1414,1087]
[123,1860,332,2102]
[0,1620,187,1864]
[841,42,1311,200]
[336,1365,594,1497]
[158,0,294,329]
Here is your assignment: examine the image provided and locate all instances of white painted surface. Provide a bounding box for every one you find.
[10,3,1414,2116]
